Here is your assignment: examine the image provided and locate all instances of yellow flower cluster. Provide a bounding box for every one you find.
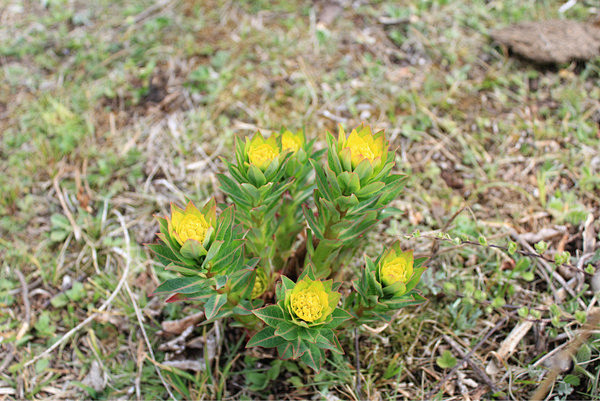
[248,143,279,169]
[339,125,387,169]
[246,130,304,170]
[290,287,326,322]
[170,203,212,245]
[380,249,414,287]
[281,130,302,153]
[286,278,338,324]
[251,269,268,299]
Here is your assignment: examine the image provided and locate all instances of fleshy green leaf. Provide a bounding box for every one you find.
[180,239,207,260]
[247,164,267,187]
[356,181,385,198]
[252,305,286,327]
[246,326,286,349]
[299,342,323,371]
[204,293,228,320]
[203,240,223,264]
[147,243,181,266]
[322,308,352,329]
[152,277,206,295]
[303,204,324,240]
[277,342,294,359]
[275,321,301,341]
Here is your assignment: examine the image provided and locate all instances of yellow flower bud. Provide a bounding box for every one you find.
[290,287,326,322]
[281,130,303,153]
[248,143,279,168]
[251,269,268,299]
[285,278,338,325]
[176,214,210,245]
[247,133,280,170]
[339,125,387,169]
[169,202,212,246]
[380,249,414,287]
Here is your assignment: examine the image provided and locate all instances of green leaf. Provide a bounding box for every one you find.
[436,350,457,369]
[386,292,427,309]
[322,308,352,329]
[314,332,340,354]
[299,342,323,371]
[277,342,294,359]
[50,230,68,242]
[66,281,86,302]
[210,242,244,273]
[240,183,262,202]
[318,329,344,354]
[164,262,203,276]
[204,293,228,321]
[217,173,252,208]
[303,204,324,240]
[203,240,223,264]
[354,158,374,182]
[337,212,378,241]
[51,213,71,230]
[252,305,286,327]
[310,159,334,201]
[356,181,385,198]
[247,164,267,187]
[274,321,300,341]
[215,206,235,242]
[246,326,286,349]
[334,194,359,210]
[324,166,342,198]
[276,276,295,301]
[229,268,254,293]
[180,239,207,260]
[147,243,181,266]
[152,277,206,295]
[50,293,69,308]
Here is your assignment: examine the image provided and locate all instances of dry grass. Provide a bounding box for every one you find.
[1,0,600,399]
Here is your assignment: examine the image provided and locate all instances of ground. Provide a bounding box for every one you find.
[1,0,600,399]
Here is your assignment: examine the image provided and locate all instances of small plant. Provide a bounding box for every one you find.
[148,125,427,371]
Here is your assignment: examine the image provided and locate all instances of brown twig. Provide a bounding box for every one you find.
[425,317,508,399]
[53,169,82,241]
[531,309,600,401]
[15,269,31,341]
[420,233,591,277]
[442,334,500,394]
[354,327,362,400]
[0,344,15,373]
[430,206,465,259]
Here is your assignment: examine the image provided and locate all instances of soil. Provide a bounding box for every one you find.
[491,19,600,64]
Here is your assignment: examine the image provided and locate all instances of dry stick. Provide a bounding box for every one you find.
[354,328,362,400]
[424,234,590,277]
[424,317,508,399]
[113,209,177,401]
[0,345,16,373]
[512,233,586,309]
[442,334,500,394]
[14,269,31,341]
[531,310,600,401]
[53,171,82,241]
[430,206,466,259]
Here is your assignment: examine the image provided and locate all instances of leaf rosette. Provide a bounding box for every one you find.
[352,241,427,323]
[148,199,250,320]
[247,267,351,371]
